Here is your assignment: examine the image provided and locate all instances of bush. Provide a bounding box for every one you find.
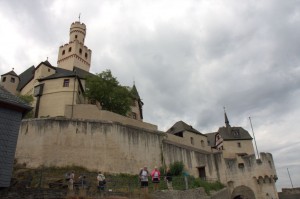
[169,161,184,176]
[193,178,224,195]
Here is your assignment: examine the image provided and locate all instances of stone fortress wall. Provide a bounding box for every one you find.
[15,117,278,198]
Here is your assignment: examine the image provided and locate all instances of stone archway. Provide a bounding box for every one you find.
[231,185,256,199]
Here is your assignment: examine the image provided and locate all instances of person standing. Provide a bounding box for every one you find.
[69,171,75,190]
[139,166,149,193]
[151,166,160,191]
[165,167,173,190]
[97,171,106,191]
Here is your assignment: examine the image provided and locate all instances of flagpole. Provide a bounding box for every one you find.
[287,168,294,188]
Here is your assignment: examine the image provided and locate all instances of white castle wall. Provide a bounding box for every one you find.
[16,118,162,174]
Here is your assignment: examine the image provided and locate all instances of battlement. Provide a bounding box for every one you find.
[222,152,277,183]
[71,21,86,28]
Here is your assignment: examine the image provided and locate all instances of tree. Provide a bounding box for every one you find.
[85,70,132,116]
[18,94,34,118]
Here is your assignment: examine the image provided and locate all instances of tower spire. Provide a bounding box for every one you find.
[224,107,230,128]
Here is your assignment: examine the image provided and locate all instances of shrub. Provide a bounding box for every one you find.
[193,178,224,195]
[169,161,184,176]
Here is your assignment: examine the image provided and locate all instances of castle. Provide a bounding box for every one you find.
[0,21,143,122]
[1,21,279,199]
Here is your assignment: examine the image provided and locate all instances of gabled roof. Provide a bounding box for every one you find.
[206,126,252,147]
[0,86,32,113]
[17,66,35,91]
[166,121,205,136]
[217,126,252,140]
[36,60,56,70]
[39,66,93,81]
[1,70,19,77]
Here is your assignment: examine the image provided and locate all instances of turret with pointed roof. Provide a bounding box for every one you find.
[0,69,20,95]
[130,83,144,120]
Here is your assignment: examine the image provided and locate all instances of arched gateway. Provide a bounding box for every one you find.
[231,185,256,199]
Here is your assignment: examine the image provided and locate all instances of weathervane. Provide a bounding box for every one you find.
[78,13,81,22]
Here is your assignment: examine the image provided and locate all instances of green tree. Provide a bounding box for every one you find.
[18,94,34,118]
[85,70,132,116]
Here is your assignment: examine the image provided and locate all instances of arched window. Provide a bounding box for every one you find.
[69,47,72,52]
[85,53,88,59]
[79,49,82,54]
[62,50,65,55]
[75,35,78,39]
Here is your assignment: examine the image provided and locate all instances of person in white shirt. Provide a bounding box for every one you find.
[139,166,149,193]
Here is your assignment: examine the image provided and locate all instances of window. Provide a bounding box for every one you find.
[237,142,241,148]
[68,47,72,52]
[132,112,137,119]
[62,50,65,55]
[2,77,6,82]
[75,35,78,39]
[48,69,50,72]
[85,53,88,59]
[190,137,194,145]
[238,163,245,169]
[79,48,82,54]
[10,77,15,83]
[63,79,70,87]
[201,140,205,147]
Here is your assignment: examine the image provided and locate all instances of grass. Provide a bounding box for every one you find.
[12,165,225,196]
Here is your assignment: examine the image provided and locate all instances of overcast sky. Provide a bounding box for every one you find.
[0,0,299,191]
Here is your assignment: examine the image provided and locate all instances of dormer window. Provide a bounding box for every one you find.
[232,129,240,137]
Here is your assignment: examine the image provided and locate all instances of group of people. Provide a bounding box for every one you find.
[65,167,172,193]
[65,171,106,191]
[139,166,173,193]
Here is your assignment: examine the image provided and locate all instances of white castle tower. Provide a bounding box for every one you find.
[57,21,92,72]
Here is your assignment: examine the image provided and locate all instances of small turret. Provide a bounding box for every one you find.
[69,21,86,44]
[130,83,144,120]
[0,69,19,95]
